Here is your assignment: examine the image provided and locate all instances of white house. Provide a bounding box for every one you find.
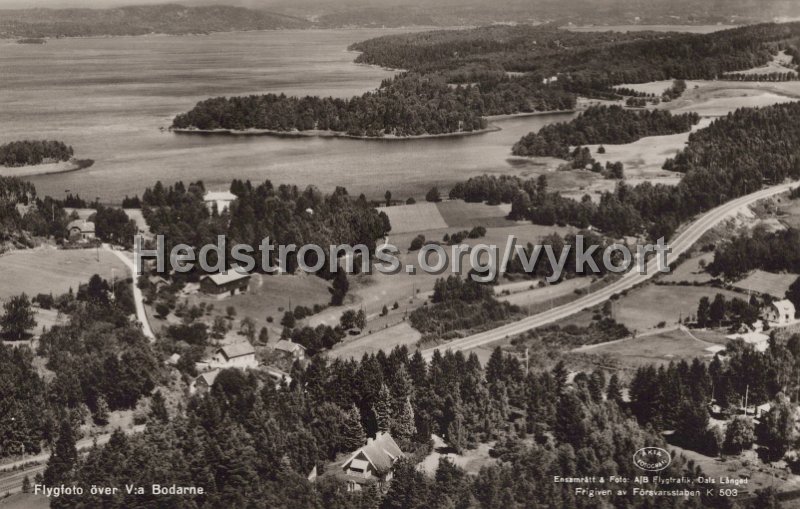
[203,190,236,213]
[67,219,95,241]
[763,299,796,326]
[211,342,258,369]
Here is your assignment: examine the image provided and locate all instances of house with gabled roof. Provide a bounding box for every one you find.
[211,341,257,369]
[763,299,796,326]
[67,219,95,241]
[200,268,250,299]
[191,369,221,395]
[341,432,404,491]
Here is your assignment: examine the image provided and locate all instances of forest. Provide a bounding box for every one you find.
[171,73,575,137]
[351,22,800,88]
[0,140,73,167]
[36,341,778,509]
[141,179,390,276]
[707,226,800,280]
[0,274,156,461]
[512,105,700,158]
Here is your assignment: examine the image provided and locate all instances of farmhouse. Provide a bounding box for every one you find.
[274,339,306,361]
[66,219,95,241]
[341,432,404,491]
[763,299,796,326]
[211,341,258,369]
[200,269,250,298]
[203,190,236,213]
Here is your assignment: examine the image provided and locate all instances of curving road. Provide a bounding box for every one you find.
[104,245,156,342]
[421,182,797,359]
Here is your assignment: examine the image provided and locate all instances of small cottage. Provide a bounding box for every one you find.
[67,219,95,241]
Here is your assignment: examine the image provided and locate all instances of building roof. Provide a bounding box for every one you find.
[203,191,236,202]
[218,342,255,360]
[274,339,306,354]
[343,432,403,476]
[197,369,221,386]
[67,219,95,233]
[201,268,250,286]
[771,299,795,317]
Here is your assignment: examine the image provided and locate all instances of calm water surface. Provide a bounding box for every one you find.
[1,29,574,202]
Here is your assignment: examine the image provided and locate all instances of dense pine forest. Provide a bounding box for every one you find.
[37,341,777,509]
[511,105,700,158]
[0,140,73,167]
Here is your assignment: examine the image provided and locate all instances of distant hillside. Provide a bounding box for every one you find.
[0,4,309,38]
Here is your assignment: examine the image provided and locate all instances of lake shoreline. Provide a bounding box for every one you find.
[171,125,504,140]
[168,109,575,140]
[0,159,93,178]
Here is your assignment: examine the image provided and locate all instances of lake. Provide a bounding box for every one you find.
[1,29,574,203]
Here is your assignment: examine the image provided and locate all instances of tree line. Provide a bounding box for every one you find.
[0,140,73,167]
[512,105,699,158]
[40,342,772,509]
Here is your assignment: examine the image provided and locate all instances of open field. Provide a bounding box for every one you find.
[182,272,332,341]
[585,118,712,180]
[733,269,797,298]
[613,284,744,332]
[327,321,420,360]
[573,326,719,367]
[614,80,675,96]
[0,247,129,303]
[497,277,589,309]
[661,80,800,116]
[659,252,715,284]
[435,201,515,229]
[378,202,448,234]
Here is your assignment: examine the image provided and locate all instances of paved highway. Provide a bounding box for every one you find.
[421,182,798,359]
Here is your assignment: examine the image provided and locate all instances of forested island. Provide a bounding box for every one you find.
[511,105,700,158]
[0,140,73,167]
[173,22,800,138]
[171,73,575,137]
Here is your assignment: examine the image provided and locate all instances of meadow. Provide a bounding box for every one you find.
[0,247,129,302]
